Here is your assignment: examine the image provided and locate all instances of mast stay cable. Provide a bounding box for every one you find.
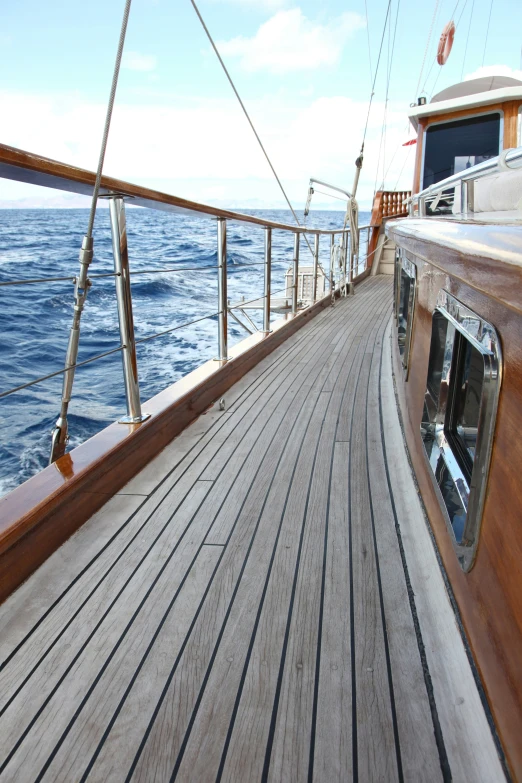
[461,0,475,79]
[413,0,440,102]
[189,0,313,256]
[49,0,133,464]
[482,0,494,66]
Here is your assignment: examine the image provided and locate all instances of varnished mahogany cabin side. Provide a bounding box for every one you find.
[387,222,522,781]
[388,80,522,780]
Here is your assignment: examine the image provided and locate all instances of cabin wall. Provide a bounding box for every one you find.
[412,100,522,195]
[388,226,522,782]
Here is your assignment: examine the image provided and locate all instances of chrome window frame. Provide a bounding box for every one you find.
[396,252,417,378]
[421,290,502,571]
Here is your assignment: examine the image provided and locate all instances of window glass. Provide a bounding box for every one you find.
[426,311,448,405]
[434,459,467,543]
[423,113,501,189]
[447,336,484,480]
[397,269,411,359]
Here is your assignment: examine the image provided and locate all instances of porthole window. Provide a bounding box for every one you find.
[420,291,502,571]
[394,253,417,375]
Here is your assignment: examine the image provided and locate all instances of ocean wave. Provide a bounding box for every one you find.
[0,208,369,497]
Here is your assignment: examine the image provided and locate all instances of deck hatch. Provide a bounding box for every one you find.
[394,250,417,376]
[420,290,502,571]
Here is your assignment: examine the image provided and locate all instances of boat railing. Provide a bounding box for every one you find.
[409,144,522,217]
[0,143,372,471]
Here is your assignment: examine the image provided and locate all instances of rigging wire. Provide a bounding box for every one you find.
[364,0,374,88]
[426,0,469,100]
[392,143,415,191]
[413,0,440,101]
[375,0,401,192]
[86,0,132,239]
[482,0,494,65]
[361,0,393,147]
[189,0,313,254]
[419,0,448,96]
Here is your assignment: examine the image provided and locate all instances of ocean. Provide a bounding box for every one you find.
[0,207,370,498]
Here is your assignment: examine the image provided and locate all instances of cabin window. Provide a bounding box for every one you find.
[395,253,416,374]
[420,291,502,571]
[422,112,502,191]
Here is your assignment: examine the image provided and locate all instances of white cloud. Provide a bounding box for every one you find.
[218,9,365,73]
[0,89,415,209]
[464,65,522,82]
[122,51,158,72]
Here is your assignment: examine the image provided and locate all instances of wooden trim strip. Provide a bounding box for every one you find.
[0,296,335,603]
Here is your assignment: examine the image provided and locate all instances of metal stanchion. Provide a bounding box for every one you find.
[312,234,319,303]
[109,197,149,423]
[292,232,300,315]
[217,218,228,361]
[263,227,272,333]
[330,233,335,305]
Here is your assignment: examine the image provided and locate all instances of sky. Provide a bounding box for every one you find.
[0,0,521,210]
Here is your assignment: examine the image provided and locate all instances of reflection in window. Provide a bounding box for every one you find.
[396,256,416,373]
[448,335,484,480]
[420,290,501,571]
[423,113,501,190]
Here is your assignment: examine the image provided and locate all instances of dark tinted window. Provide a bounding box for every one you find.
[423,113,501,188]
[397,269,411,359]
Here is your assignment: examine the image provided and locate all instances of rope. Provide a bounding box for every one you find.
[86,0,132,239]
[189,0,313,255]
[482,0,494,66]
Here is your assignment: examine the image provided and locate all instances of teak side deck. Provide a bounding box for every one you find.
[0,278,504,782]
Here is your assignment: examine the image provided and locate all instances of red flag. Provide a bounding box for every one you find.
[402,139,417,146]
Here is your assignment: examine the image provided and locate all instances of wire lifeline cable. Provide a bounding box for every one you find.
[189,0,313,256]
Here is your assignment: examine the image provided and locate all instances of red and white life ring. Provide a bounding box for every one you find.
[437,21,455,66]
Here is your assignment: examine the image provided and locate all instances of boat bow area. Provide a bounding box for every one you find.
[0,277,504,782]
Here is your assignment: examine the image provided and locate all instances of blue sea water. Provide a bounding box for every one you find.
[0,208,369,497]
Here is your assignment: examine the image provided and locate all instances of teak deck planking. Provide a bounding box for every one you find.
[0,277,504,782]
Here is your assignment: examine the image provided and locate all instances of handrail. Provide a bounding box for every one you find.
[0,141,375,481]
[0,142,349,236]
[410,145,522,216]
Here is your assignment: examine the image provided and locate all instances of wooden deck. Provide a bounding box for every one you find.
[0,276,505,782]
